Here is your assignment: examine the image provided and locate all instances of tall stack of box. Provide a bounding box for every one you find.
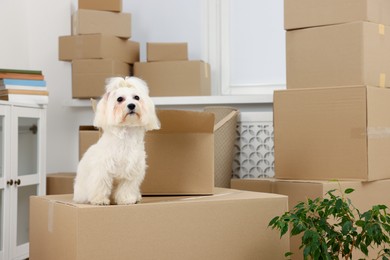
[276,0,390,181]
[133,42,211,97]
[58,0,140,98]
[232,0,390,259]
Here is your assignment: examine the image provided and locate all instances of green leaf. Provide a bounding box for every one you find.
[344,188,354,194]
[268,216,279,227]
[284,252,293,257]
[342,221,352,235]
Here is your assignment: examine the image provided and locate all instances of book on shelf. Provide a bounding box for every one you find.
[0,89,49,105]
[0,78,47,91]
[0,68,42,75]
[0,72,44,80]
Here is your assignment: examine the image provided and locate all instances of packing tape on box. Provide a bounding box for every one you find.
[48,200,55,233]
[380,73,386,88]
[367,127,390,138]
[379,24,385,35]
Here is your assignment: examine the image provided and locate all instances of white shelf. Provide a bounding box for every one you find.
[63,94,274,107]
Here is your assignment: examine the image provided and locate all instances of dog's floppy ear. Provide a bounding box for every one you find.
[145,104,160,131]
[93,91,109,128]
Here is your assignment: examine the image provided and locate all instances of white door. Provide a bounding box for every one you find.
[9,106,45,260]
[0,105,10,260]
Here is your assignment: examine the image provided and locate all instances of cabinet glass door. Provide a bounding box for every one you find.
[10,107,44,260]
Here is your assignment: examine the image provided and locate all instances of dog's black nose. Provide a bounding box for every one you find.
[127,103,136,110]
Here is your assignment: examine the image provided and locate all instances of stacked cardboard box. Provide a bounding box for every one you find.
[134,42,211,97]
[233,1,390,259]
[278,0,390,181]
[58,0,139,98]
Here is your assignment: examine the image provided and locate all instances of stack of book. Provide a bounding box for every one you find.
[0,68,48,105]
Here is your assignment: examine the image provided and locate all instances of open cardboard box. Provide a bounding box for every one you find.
[79,110,215,195]
[30,188,289,260]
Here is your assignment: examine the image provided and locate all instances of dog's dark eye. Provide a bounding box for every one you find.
[134,95,140,101]
[117,97,124,103]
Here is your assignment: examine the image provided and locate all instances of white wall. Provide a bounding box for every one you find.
[0,0,284,173]
[0,0,206,173]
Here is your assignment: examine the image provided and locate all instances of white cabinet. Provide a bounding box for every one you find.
[0,102,46,260]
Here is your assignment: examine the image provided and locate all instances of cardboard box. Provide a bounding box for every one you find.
[72,10,131,39]
[273,85,390,181]
[46,173,76,195]
[72,59,130,99]
[286,22,390,89]
[78,0,122,12]
[59,34,139,64]
[79,110,216,195]
[30,188,289,260]
[146,42,188,62]
[285,0,390,30]
[134,61,211,96]
[231,178,390,260]
[79,126,102,160]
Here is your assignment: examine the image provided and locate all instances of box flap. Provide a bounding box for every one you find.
[33,188,286,209]
[154,110,215,133]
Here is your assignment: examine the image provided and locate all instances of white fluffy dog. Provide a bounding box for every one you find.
[73,77,160,205]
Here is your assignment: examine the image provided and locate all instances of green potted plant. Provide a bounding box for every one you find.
[268,188,390,260]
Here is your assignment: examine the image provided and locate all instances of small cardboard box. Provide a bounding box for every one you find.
[59,34,139,64]
[134,60,211,96]
[273,85,390,181]
[285,0,390,30]
[79,110,215,195]
[72,59,130,99]
[78,0,122,12]
[146,42,188,62]
[286,22,390,89]
[46,173,76,195]
[72,9,131,39]
[30,188,289,260]
[231,178,390,260]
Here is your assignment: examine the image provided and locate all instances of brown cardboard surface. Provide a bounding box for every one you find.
[284,0,390,30]
[273,85,390,181]
[79,126,102,160]
[72,59,130,98]
[59,34,139,64]
[79,110,216,195]
[72,10,131,38]
[30,188,289,260]
[46,173,76,195]
[286,22,390,89]
[231,178,390,260]
[146,42,188,62]
[78,0,122,12]
[133,60,211,97]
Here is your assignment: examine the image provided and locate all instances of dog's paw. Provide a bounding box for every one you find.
[116,193,140,205]
[90,197,110,206]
